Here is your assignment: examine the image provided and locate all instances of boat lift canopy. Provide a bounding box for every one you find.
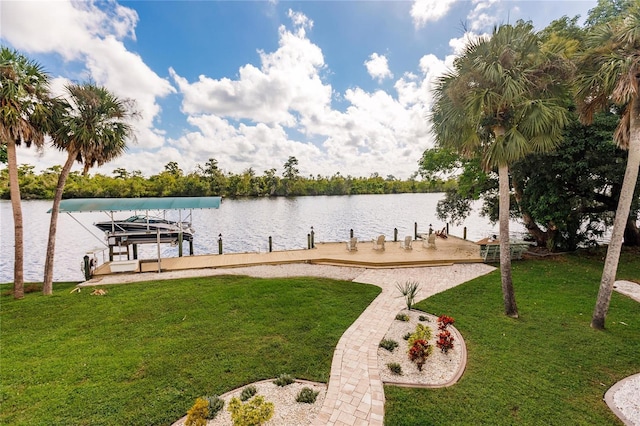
[51,196,222,213]
[50,197,222,275]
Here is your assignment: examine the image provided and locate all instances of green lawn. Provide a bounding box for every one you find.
[384,249,640,425]
[2,250,638,426]
[0,275,380,425]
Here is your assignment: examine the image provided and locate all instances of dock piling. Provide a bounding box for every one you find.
[311,226,315,248]
[83,255,91,281]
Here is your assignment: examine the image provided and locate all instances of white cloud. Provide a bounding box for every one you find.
[1,0,175,151]
[169,10,437,179]
[2,5,455,179]
[411,0,458,28]
[364,53,393,83]
[287,8,313,32]
[170,17,330,128]
[468,0,501,31]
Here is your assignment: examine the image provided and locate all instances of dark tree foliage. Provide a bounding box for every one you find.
[422,112,640,250]
[0,158,446,200]
[585,0,635,27]
[513,111,639,250]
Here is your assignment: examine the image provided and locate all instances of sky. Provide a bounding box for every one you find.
[1,0,597,180]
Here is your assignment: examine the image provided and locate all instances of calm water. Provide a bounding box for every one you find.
[0,194,524,283]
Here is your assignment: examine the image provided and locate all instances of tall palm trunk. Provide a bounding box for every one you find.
[591,98,640,329]
[42,151,77,294]
[6,139,25,299]
[499,163,518,318]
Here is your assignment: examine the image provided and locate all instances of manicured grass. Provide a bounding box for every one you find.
[0,275,380,425]
[384,248,640,425]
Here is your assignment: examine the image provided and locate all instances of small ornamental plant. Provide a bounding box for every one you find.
[418,315,429,322]
[379,339,399,352]
[296,387,320,404]
[436,329,455,353]
[437,315,455,330]
[402,332,412,341]
[206,395,225,420]
[386,362,403,375]
[273,373,295,387]
[408,339,432,371]
[240,385,257,402]
[396,281,420,310]
[407,323,432,350]
[395,313,410,322]
[185,397,210,426]
[228,395,274,426]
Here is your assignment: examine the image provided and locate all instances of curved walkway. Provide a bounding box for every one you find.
[604,281,640,426]
[310,263,495,425]
[83,262,496,424]
[83,266,639,425]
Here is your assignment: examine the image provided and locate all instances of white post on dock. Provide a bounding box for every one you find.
[156,228,161,273]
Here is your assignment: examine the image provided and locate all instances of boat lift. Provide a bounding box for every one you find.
[52,197,222,275]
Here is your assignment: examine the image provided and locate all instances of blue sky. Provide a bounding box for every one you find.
[1,0,596,179]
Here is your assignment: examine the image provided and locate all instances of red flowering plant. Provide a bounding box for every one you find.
[437,315,455,330]
[436,329,455,353]
[435,315,455,353]
[408,339,432,371]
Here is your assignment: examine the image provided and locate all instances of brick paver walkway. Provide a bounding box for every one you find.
[312,263,495,425]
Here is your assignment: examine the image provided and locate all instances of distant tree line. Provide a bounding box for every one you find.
[0,156,451,200]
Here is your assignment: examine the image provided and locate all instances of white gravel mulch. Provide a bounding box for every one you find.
[172,380,327,426]
[378,309,464,386]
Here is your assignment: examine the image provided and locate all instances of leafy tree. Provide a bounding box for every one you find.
[112,167,129,179]
[0,47,54,298]
[575,4,640,329]
[261,168,279,196]
[585,0,634,27]
[198,157,226,195]
[164,161,182,176]
[43,83,134,295]
[282,156,299,196]
[430,21,571,318]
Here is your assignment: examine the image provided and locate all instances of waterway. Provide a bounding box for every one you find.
[0,193,525,283]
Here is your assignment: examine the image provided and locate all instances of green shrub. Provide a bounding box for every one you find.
[205,395,224,419]
[418,315,429,322]
[240,385,257,402]
[228,395,274,426]
[407,323,432,349]
[402,332,411,341]
[396,281,420,310]
[273,373,295,387]
[185,397,209,426]
[379,339,399,352]
[387,362,403,375]
[395,313,410,322]
[296,387,320,404]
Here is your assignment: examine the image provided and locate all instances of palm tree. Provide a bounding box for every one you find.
[42,83,134,295]
[575,5,640,330]
[1,47,53,299]
[430,21,571,317]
